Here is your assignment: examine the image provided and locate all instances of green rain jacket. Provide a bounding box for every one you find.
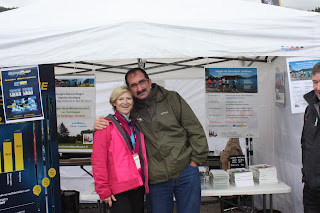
[131,83,209,184]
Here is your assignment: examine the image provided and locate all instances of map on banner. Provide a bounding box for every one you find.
[205,68,259,138]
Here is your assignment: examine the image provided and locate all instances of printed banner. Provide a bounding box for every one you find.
[0,65,62,213]
[0,66,44,123]
[205,68,259,138]
[286,58,320,113]
[55,75,95,152]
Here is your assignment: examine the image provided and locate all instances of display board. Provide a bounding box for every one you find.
[0,65,62,213]
[55,75,95,153]
[205,68,259,138]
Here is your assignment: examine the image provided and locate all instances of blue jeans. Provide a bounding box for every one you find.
[146,165,201,213]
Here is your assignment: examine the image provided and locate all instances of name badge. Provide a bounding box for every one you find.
[133,153,141,169]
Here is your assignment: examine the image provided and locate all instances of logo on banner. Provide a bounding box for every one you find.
[281,46,304,51]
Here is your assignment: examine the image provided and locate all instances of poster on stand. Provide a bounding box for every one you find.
[0,65,62,213]
[205,68,259,138]
[275,67,285,106]
[0,66,44,123]
[55,75,95,153]
[286,58,320,114]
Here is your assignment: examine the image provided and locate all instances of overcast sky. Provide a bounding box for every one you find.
[0,0,319,11]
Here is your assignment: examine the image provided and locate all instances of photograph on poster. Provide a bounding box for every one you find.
[205,68,258,93]
[0,66,44,123]
[286,58,320,113]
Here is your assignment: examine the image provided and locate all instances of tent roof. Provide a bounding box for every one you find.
[0,0,320,67]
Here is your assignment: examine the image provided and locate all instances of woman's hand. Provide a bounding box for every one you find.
[94,116,109,130]
[103,195,116,207]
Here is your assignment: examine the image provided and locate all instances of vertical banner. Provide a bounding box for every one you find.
[205,68,259,138]
[1,66,44,123]
[0,64,62,213]
[286,58,320,114]
[55,75,95,152]
[275,67,285,107]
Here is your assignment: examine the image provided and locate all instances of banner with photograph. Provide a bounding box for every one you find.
[0,66,44,123]
[205,68,259,138]
[286,58,320,114]
[55,75,95,152]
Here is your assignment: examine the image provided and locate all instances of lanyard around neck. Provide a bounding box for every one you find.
[113,115,135,151]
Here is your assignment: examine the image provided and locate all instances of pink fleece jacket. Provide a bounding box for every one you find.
[91,113,149,200]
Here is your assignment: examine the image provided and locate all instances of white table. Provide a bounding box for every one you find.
[202,182,291,213]
[81,181,291,213]
[201,181,291,196]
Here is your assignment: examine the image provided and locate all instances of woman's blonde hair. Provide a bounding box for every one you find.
[109,85,132,111]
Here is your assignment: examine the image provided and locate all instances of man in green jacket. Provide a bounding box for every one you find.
[95,68,209,213]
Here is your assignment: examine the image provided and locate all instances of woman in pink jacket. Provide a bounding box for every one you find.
[91,85,149,213]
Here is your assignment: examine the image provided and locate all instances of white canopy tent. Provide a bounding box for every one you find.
[0,0,319,212]
[0,0,320,67]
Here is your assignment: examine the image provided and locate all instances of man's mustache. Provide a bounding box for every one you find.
[137,89,147,96]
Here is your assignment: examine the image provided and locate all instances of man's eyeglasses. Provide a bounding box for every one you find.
[129,79,149,89]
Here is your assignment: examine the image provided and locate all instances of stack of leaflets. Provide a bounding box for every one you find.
[227,168,254,187]
[209,169,229,189]
[249,164,278,184]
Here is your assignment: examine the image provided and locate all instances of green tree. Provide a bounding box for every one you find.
[58,122,70,137]
[311,7,320,12]
[0,6,17,13]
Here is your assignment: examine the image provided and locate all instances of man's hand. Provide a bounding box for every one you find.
[103,195,116,207]
[189,160,198,167]
[94,116,109,130]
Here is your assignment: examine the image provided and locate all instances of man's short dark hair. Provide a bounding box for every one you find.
[125,68,149,86]
[312,61,320,76]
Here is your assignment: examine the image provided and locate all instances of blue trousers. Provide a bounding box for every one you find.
[146,165,201,213]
